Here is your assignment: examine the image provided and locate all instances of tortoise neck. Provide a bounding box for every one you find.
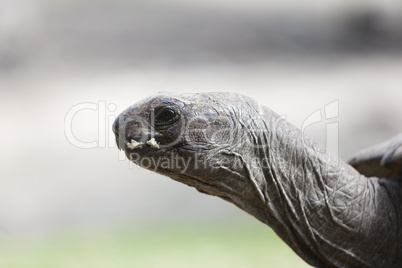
[238,114,400,267]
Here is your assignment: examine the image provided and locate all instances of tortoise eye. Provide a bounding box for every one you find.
[153,105,180,127]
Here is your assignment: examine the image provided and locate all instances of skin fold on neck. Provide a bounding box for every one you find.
[225,106,401,267]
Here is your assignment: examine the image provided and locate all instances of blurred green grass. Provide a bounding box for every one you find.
[0,223,310,268]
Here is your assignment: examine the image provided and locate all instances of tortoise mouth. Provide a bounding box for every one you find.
[125,138,160,150]
[126,139,144,150]
[113,130,144,151]
[113,115,153,150]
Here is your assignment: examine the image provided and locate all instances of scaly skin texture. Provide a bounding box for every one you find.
[112,92,402,267]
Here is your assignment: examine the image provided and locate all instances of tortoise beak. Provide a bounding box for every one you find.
[112,115,149,151]
[112,116,125,150]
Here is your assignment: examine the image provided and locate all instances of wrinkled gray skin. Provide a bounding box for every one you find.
[112,92,402,268]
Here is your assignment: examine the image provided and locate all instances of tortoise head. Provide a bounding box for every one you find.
[112,92,269,202]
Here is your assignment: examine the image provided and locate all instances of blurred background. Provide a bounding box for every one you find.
[1,0,401,267]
